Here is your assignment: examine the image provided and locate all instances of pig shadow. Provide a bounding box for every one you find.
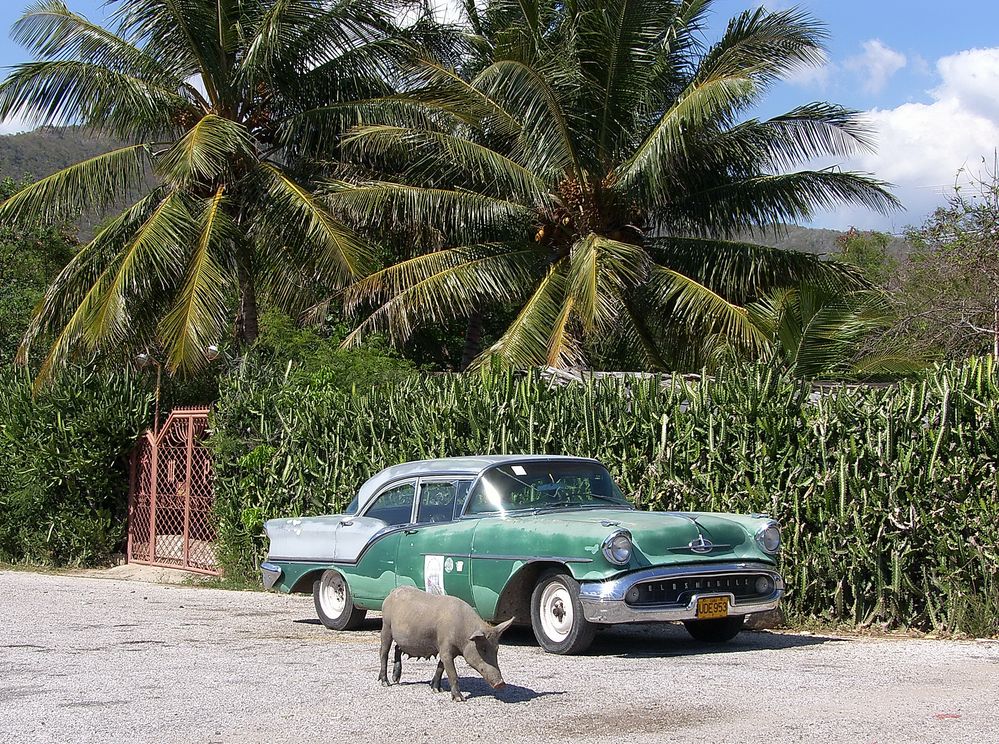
[392,678,564,704]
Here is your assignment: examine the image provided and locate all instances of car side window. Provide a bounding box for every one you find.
[416,480,471,524]
[365,482,416,526]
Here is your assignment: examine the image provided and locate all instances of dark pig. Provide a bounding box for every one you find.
[378,585,515,701]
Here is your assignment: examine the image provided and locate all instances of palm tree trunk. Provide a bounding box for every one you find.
[236,259,259,346]
[461,310,484,369]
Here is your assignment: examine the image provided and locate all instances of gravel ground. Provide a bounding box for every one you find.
[2,570,998,744]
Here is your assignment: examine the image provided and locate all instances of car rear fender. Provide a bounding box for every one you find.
[290,567,327,593]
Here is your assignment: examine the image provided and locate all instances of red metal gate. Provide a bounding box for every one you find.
[127,407,219,575]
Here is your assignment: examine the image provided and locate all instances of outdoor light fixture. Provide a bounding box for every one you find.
[134,351,163,434]
[205,344,221,362]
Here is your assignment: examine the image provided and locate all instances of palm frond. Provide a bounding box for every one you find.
[403,56,523,138]
[82,190,193,348]
[25,190,190,382]
[342,244,539,346]
[17,188,167,367]
[326,181,533,243]
[566,233,649,332]
[158,186,234,372]
[648,236,869,302]
[254,162,375,285]
[342,124,552,204]
[156,114,256,186]
[472,59,584,183]
[474,259,582,369]
[699,6,827,91]
[648,264,768,351]
[276,97,468,158]
[0,144,149,225]
[13,0,182,86]
[671,170,900,234]
[716,104,876,170]
[0,59,196,139]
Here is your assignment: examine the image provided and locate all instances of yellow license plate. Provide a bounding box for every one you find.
[696,596,729,619]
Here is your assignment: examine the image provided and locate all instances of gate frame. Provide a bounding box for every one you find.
[127,406,219,576]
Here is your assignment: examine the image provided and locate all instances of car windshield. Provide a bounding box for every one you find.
[465,461,631,515]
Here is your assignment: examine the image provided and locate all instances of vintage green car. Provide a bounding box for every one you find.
[262,455,783,654]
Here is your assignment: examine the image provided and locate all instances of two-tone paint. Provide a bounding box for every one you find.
[262,456,784,626]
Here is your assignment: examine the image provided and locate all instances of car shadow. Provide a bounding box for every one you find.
[592,623,843,658]
[499,624,842,657]
[390,678,565,704]
[296,618,843,658]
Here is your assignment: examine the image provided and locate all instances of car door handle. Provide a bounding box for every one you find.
[339,520,353,527]
[404,529,419,535]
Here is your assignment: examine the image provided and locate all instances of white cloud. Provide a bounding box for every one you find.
[845,39,907,94]
[808,47,999,232]
[0,113,36,136]
[935,47,999,120]
[786,51,836,91]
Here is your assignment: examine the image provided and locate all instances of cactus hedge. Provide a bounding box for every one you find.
[211,359,999,635]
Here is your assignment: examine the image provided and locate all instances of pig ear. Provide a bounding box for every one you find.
[468,629,487,642]
[494,617,515,635]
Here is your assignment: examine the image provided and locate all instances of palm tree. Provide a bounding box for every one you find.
[332,0,899,370]
[0,0,423,378]
[745,284,928,380]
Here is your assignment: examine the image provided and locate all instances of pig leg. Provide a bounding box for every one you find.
[441,651,464,702]
[430,660,445,692]
[378,627,392,686]
[392,644,403,683]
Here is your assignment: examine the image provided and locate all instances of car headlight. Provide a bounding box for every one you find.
[755,522,781,554]
[602,530,633,565]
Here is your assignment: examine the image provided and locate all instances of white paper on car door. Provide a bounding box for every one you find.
[424,555,445,595]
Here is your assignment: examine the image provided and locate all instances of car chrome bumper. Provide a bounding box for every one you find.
[261,561,283,590]
[578,561,784,624]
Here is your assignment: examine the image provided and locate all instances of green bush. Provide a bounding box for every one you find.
[211,359,999,635]
[0,368,153,566]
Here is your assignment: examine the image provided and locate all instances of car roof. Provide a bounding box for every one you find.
[355,455,601,509]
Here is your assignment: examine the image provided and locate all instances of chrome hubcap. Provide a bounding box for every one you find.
[319,571,347,618]
[539,581,573,642]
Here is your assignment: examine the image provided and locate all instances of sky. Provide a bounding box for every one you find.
[1,0,998,233]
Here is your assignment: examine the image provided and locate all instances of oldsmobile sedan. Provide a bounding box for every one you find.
[262,455,784,654]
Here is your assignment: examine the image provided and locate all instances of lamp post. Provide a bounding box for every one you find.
[136,352,163,435]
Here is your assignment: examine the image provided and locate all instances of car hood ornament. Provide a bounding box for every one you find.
[688,535,714,554]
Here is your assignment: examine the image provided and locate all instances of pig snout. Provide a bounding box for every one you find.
[475,663,504,688]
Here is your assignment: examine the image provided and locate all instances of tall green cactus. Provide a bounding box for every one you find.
[211,360,999,635]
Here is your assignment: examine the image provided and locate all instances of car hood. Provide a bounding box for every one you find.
[504,508,773,572]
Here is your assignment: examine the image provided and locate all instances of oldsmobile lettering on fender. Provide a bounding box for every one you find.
[262,455,784,654]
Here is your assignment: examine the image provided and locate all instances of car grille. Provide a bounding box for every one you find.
[626,573,775,607]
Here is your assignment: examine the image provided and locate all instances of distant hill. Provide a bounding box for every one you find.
[0,126,912,257]
[0,126,125,182]
[736,225,912,260]
[0,127,150,239]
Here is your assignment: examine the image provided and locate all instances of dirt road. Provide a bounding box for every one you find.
[2,570,996,743]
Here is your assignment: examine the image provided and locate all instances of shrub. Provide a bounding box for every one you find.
[0,368,153,566]
[211,359,999,635]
